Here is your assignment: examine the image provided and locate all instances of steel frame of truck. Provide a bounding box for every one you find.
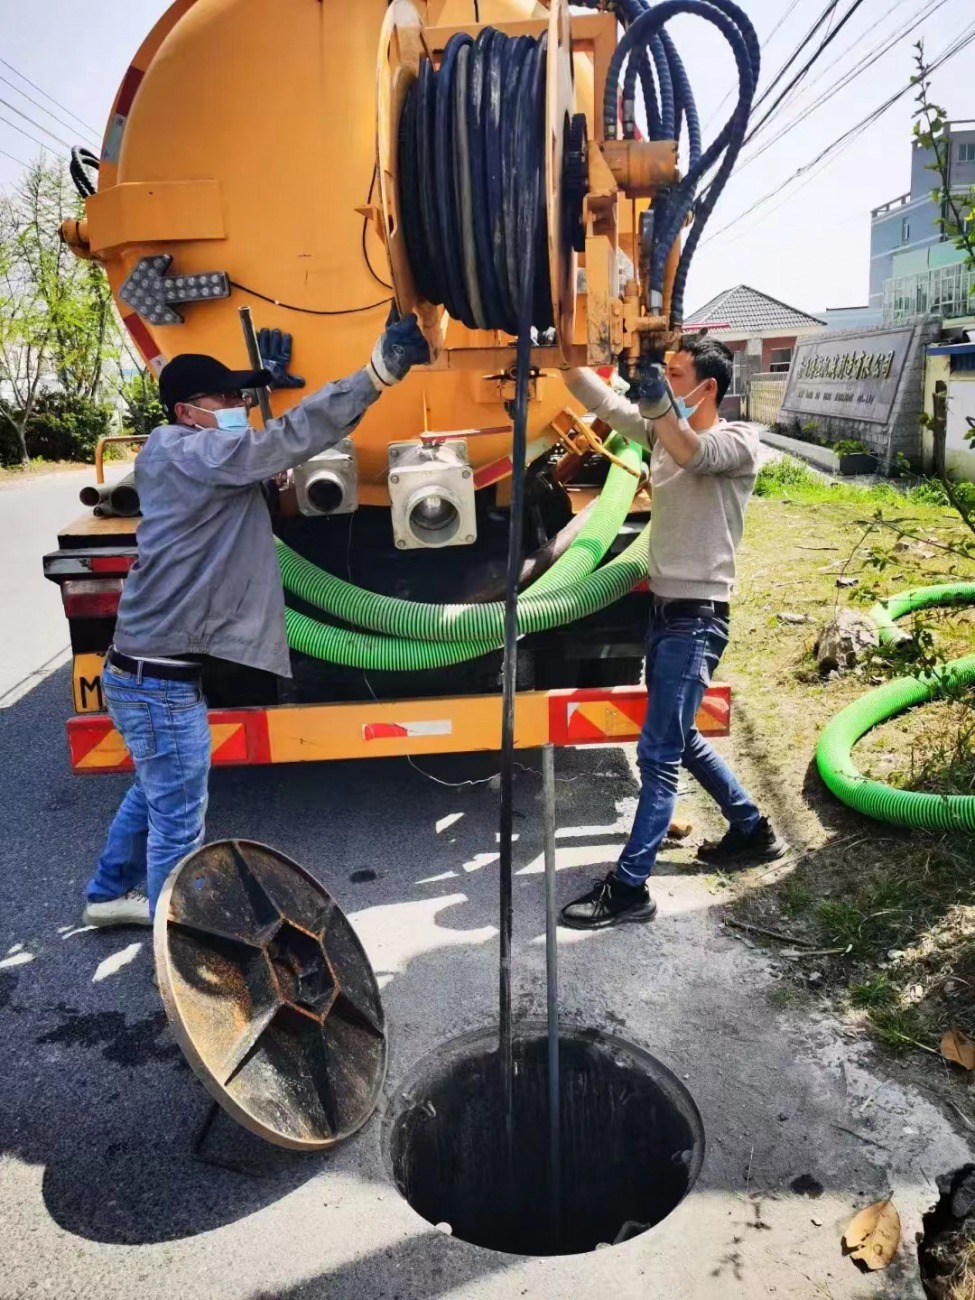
[43,512,731,775]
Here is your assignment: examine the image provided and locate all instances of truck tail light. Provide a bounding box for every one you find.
[62,578,123,619]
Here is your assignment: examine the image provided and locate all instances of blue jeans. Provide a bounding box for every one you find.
[87,661,211,919]
[616,604,760,886]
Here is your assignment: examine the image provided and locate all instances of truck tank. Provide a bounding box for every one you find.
[82,0,602,496]
[64,0,652,706]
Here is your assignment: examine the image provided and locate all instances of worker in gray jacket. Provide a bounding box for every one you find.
[560,337,786,931]
[84,315,429,929]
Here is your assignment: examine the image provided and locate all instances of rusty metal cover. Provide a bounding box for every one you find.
[154,839,387,1150]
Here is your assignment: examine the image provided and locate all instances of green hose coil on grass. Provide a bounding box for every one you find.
[278,434,644,643]
[283,523,650,672]
[816,585,975,831]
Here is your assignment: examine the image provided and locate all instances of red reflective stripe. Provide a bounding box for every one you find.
[67,709,273,774]
[114,66,145,118]
[364,723,410,741]
[632,577,649,592]
[63,591,121,619]
[122,313,163,368]
[90,555,135,574]
[208,711,273,766]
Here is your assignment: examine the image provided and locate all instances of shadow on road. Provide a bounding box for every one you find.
[0,662,899,1271]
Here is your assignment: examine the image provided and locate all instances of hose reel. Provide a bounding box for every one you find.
[375,0,679,377]
[373,0,759,394]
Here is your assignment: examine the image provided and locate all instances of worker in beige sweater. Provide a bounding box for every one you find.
[560,336,786,930]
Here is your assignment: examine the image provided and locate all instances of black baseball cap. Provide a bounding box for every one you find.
[159,353,272,414]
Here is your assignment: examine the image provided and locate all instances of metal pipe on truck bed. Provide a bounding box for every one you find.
[87,474,140,518]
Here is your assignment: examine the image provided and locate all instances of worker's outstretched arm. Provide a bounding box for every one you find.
[183,315,430,487]
[563,367,654,449]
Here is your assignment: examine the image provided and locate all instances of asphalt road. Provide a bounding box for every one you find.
[0,468,966,1300]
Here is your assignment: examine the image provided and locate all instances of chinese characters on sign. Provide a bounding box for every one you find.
[781,329,913,426]
[797,350,896,382]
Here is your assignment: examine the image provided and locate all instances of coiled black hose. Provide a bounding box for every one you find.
[398,29,552,336]
[70,146,99,199]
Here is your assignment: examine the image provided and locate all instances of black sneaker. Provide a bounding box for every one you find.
[695,816,789,867]
[560,873,658,930]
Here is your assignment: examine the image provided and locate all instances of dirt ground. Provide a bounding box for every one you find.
[685,489,975,1146]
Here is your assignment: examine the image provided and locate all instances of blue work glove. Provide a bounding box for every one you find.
[258,328,306,390]
[635,363,674,421]
[367,309,430,389]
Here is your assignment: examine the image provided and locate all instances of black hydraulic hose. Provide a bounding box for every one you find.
[70,145,99,199]
[602,0,758,321]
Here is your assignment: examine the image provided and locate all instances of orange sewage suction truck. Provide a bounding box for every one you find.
[44,0,732,777]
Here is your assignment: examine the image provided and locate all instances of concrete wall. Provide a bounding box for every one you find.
[922,354,975,481]
[780,318,941,472]
[760,335,798,371]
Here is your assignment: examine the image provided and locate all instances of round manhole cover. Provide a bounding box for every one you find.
[154,839,386,1150]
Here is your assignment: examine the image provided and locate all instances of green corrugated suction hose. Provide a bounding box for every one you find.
[284,522,650,671]
[278,434,644,643]
[868,583,975,644]
[816,585,975,831]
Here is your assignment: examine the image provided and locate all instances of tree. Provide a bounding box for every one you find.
[0,158,123,466]
[0,164,55,466]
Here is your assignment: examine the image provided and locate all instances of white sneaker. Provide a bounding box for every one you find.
[83,890,151,928]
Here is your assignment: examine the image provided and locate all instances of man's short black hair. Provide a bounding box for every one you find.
[681,335,734,405]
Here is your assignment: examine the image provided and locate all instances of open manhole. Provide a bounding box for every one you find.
[385,1024,705,1256]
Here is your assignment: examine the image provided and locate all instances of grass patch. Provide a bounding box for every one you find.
[849,973,897,1009]
[722,484,975,1059]
[768,984,811,1010]
[754,456,975,513]
[868,1005,933,1055]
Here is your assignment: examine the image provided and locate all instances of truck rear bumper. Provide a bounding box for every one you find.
[66,685,731,774]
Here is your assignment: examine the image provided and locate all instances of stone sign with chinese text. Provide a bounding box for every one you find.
[781,328,914,425]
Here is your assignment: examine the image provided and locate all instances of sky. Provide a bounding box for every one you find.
[0,0,972,318]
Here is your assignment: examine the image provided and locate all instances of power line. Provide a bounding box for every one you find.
[0,145,30,169]
[767,0,917,110]
[700,20,975,248]
[701,0,804,134]
[738,0,954,173]
[751,0,843,111]
[0,57,99,138]
[0,96,72,151]
[744,0,872,145]
[0,73,98,151]
[0,112,57,156]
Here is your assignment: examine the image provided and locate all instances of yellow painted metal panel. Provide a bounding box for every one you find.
[73,654,106,714]
[266,693,550,762]
[87,181,225,255]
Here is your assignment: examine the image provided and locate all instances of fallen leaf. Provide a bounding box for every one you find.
[941,1027,975,1071]
[843,1197,900,1271]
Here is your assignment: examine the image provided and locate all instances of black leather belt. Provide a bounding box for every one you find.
[653,597,731,620]
[106,648,202,683]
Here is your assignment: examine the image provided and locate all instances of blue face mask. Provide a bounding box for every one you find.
[673,381,707,423]
[188,403,251,432]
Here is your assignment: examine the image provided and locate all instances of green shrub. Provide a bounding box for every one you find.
[832,439,869,458]
[120,373,165,437]
[23,392,114,463]
[754,457,821,496]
